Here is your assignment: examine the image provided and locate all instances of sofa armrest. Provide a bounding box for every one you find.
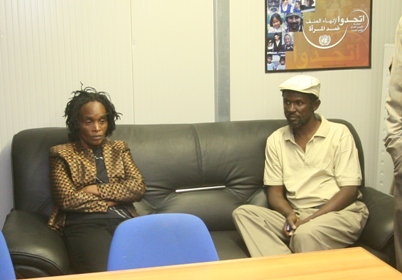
[2,210,71,278]
[358,187,394,251]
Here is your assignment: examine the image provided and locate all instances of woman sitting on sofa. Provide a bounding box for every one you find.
[47,87,147,273]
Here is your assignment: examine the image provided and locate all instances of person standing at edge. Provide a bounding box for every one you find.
[384,15,402,272]
[47,87,147,273]
[232,75,369,257]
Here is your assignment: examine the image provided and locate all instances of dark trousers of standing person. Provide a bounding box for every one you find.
[393,157,402,271]
[63,217,125,273]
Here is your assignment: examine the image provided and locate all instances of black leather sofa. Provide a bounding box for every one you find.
[2,119,395,278]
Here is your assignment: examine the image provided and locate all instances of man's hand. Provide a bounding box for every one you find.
[268,185,299,236]
[284,212,298,236]
[284,186,359,236]
[285,216,312,236]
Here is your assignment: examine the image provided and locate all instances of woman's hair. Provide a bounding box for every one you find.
[64,86,122,142]
[270,13,283,27]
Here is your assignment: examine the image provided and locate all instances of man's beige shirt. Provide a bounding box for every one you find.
[264,114,362,209]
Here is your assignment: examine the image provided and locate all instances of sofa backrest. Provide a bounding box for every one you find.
[11,119,364,231]
[12,127,68,217]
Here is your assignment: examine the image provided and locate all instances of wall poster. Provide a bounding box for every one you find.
[265,0,372,72]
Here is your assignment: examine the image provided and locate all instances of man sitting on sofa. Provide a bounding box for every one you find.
[232,75,369,257]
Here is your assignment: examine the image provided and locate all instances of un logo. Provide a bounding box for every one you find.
[319,35,331,46]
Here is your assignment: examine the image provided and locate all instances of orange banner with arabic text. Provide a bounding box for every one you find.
[266,0,371,72]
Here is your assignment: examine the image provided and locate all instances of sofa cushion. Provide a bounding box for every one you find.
[115,121,277,230]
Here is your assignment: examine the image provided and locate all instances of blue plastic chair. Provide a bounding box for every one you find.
[0,231,16,280]
[107,213,219,271]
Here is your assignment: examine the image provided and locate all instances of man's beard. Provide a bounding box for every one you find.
[289,24,299,31]
[286,115,307,128]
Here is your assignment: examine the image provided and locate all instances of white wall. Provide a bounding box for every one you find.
[0,0,401,227]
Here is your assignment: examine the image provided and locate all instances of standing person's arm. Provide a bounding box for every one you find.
[385,16,402,170]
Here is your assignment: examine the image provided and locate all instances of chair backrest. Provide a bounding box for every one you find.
[107,213,219,271]
[0,231,16,280]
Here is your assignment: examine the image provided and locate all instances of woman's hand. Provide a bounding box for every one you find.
[107,201,118,207]
[82,185,100,196]
[82,185,118,207]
